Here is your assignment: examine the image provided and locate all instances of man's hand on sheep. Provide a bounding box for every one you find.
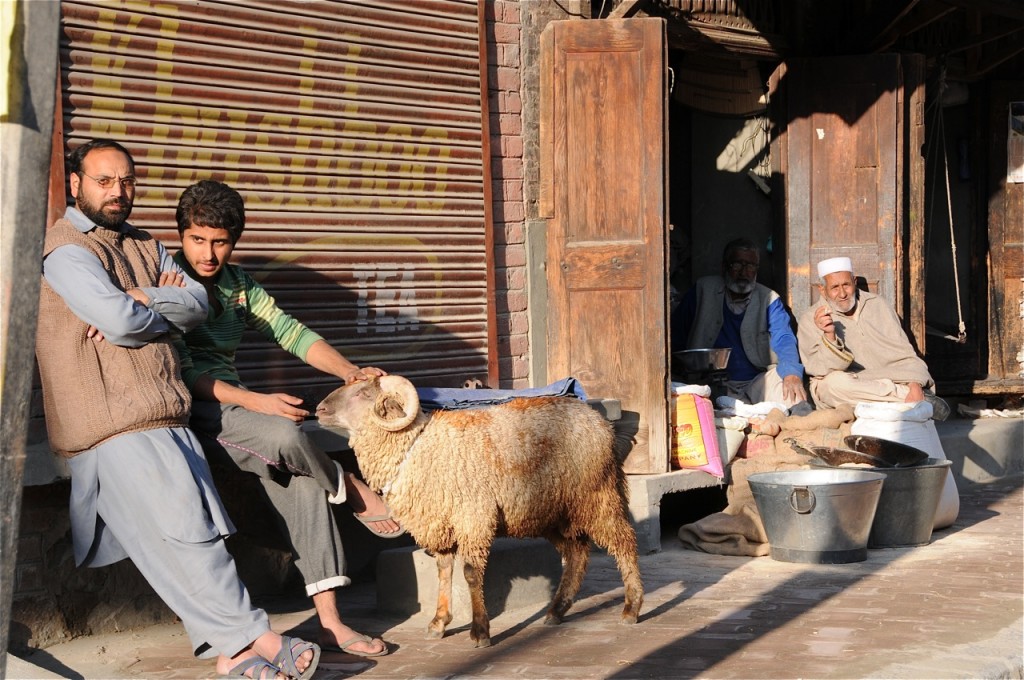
[343,366,387,385]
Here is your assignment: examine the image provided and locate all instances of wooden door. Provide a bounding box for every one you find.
[987,82,1024,385]
[771,54,924,333]
[540,18,669,474]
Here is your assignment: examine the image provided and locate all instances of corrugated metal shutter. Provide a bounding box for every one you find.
[59,0,492,402]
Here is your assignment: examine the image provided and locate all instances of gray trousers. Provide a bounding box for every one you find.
[190,401,351,595]
[69,428,269,659]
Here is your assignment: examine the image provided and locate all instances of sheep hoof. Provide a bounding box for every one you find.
[542,613,563,626]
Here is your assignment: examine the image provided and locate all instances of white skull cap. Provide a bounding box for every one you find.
[817,256,853,279]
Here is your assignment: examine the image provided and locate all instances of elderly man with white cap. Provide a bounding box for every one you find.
[796,256,949,420]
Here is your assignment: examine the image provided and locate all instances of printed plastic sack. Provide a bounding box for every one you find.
[671,392,724,478]
[715,415,748,466]
[852,401,959,529]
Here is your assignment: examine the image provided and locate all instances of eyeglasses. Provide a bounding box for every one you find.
[727,262,759,274]
[79,172,138,190]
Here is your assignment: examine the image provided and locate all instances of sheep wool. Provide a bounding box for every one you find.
[317,376,644,648]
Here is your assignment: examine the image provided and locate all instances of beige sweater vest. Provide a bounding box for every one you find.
[36,219,190,457]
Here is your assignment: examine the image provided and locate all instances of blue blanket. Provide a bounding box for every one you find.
[416,377,587,411]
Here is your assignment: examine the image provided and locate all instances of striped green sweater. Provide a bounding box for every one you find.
[172,252,322,388]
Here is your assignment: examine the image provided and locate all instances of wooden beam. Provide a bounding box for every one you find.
[871,2,959,52]
[947,25,1024,54]
[939,0,1024,21]
[664,19,783,59]
[965,39,1024,79]
[609,0,649,19]
[854,0,925,52]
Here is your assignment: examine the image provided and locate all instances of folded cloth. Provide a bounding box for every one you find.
[678,438,811,557]
[416,377,587,411]
[716,396,789,418]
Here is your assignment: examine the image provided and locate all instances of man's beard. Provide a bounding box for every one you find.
[77,194,132,230]
[829,292,858,314]
[726,279,754,296]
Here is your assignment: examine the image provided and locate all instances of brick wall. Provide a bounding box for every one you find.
[485,0,529,388]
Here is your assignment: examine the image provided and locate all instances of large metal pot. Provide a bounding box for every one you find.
[748,469,886,564]
[673,348,731,373]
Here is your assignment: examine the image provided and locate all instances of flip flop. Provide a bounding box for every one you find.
[354,503,406,539]
[322,634,390,658]
[222,656,282,679]
[271,636,321,680]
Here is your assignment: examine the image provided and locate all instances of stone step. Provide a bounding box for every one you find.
[375,538,562,622]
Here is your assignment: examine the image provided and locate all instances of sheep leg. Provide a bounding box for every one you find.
[544,534,590,625]
[590,512,644,625]
[463,556,491,647]
[426,551,455,639]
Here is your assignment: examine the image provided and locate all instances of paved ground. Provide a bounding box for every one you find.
[9,474,1022,680]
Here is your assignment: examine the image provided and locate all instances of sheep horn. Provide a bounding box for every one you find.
[371,375,420,431]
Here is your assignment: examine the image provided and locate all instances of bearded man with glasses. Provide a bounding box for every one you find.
[671,237,810,413]
[35,139,321,678]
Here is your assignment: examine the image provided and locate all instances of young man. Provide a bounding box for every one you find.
[671,237,809,410]
[172,179,394,657]
[36,139,319,679]
[797,256,950,420]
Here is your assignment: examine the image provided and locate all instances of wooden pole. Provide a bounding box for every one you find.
[1,0,60,672]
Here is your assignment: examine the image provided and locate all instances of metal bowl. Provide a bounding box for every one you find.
[843,434,929,467]
[672,348,731,373]
[808,445,892,468]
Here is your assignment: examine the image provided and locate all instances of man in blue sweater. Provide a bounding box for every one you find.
[671,238,809,412]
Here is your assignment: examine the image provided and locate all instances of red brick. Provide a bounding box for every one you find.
[497,113,522,135]
[500,91,523,114]
[505,222,525,244]
[494,66,521,92]
[498,1,521,25]
[501,245,527,268]
[498,289,528,313]
[492,157,524,179]
[492,22,520,45]
[494,179,524,202]
[499,135,524,158]
[498,43,521,68]
[495,200,525,223]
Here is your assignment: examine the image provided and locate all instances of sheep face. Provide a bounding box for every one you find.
[316,375,418,435]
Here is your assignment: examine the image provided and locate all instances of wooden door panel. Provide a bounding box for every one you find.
[542,18,669,474]
[988,82,1024,383]
[776,55,902,315]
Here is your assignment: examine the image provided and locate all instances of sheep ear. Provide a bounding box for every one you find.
[369,376,420,431]
[376,396,407,420]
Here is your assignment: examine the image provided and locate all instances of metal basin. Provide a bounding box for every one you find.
[673,348,731,373]
[748,469,886,564]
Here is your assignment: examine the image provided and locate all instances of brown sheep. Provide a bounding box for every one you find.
[316,375,644,648]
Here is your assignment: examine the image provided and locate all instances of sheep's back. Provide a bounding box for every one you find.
[393,397,623,541]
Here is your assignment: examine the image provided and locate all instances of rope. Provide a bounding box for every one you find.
[925,68,967,344]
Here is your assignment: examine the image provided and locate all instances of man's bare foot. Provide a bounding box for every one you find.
[250,632,317,678]
[216,649,284,679]
[344,473,402,535]
[904,382,925,403]
[321,624,388,656]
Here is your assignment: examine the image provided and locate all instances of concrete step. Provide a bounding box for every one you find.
[375,538,561,623]
[935,416,1023,486]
